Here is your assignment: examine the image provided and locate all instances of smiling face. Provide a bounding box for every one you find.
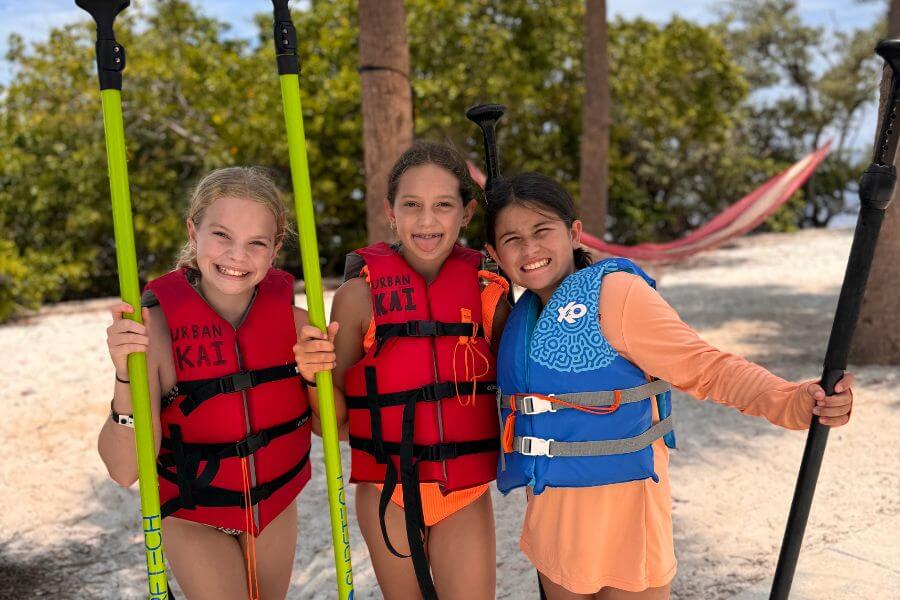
[487,202,582,304]
[187,195,281,302]
[386,163,476,277]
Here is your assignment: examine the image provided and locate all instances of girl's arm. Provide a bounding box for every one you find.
[97,302,164,487]
[489,297,511,356]
[294,278,370,438]
[599,272,852,430]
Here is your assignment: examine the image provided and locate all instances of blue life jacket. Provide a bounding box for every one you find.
[496,257,676,495]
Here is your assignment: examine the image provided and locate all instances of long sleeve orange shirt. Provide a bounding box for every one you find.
[519,271,816,593]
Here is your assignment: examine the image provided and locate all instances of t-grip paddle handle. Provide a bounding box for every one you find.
[875,39,900,78]
[271,0,300,75]
[872,40,900,169]
[858,40,900,214]
[466,103,506,200]
[75,0,130,90]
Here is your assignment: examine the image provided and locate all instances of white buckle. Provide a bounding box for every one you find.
[521,394,557,415]
[519,436,554,457]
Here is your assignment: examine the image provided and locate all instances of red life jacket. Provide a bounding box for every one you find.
[343,243,501,598]
[146,268,311,536]
[344,243,500,489]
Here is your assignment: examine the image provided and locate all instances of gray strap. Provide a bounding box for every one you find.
[512,415,674,458]
[500,379,671,414]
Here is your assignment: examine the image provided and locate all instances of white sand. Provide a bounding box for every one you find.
[1,228,897,599]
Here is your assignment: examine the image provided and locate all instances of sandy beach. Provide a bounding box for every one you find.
[1,228,897,599]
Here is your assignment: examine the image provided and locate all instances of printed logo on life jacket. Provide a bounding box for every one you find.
[370,272,417,316]
[557,301,588,324]
[170,322,227,370]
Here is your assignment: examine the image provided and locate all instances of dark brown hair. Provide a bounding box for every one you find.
[387,140,481,206]
[487,172,593,270]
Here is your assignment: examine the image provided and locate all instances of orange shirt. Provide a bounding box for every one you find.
[519,272,815,593]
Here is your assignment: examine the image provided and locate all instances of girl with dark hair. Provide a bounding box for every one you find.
[485,172,855,600]
[295,141,510,599]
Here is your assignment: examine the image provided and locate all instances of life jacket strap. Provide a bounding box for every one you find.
[512,415,674,458]
[501,379,671,415]
[372,369,441,599]
[168,424,196,510]
[364,366,387,462]
[159,450,310,519]
[373,320,481,356]
[158,408,312,466]
[349,436,498,462]
[175,363,300,416]
[345,380,497,409]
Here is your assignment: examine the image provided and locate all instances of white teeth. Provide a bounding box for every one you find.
[217,265,248,277]
[414,233,441,239]
[522,258,550,272]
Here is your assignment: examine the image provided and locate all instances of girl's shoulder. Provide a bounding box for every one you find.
[140,290,171,340]
[333,276,374,336]
[134,294,173,388]
[335,274,371,301]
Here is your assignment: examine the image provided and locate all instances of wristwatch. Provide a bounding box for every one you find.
[110,399,135,428]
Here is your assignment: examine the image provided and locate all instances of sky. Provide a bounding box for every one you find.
[0,0,888,151]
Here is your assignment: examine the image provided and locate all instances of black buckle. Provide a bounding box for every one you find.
[220,371,254,395]
[252,477,279,504]
[235,430,269,458]
[420,384,437,402]
[421,443,458,461]
[410,321,437,336]
[421,382,453,402]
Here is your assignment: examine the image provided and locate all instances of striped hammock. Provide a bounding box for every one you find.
[468,142,830,264]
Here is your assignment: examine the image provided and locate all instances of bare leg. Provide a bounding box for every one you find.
[163,503,298,600]
[541,572,670,600]
[428,491,495,600]
[540,572,593,600]
[355,483,422,600]
[239,503,298,600]
[163,517,249,600]
[597,584,670,600]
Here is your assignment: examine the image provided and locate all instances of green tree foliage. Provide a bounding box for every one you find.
[408,3,761,244]
[605,18,763,242]
[722,0,883,227]
[0,0,877,320]
[1,0,365,320]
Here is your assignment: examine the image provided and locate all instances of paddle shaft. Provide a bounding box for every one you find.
[271,3,354,598]
[76,1,170,597]
[769,40,900,599]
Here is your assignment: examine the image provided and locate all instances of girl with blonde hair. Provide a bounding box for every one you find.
[99,166,321,600]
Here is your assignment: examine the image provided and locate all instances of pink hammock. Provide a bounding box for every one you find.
[468,142,830,264]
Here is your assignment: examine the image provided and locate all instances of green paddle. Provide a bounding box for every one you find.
[270,2,354,598]
[75,1,169,598]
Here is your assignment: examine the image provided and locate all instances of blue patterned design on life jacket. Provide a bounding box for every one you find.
[496,257,676,495]
[530,260,631,373]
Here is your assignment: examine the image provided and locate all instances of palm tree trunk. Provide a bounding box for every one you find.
[578,0,611,238]
[850,0,900,364]
[358,0,414,244]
